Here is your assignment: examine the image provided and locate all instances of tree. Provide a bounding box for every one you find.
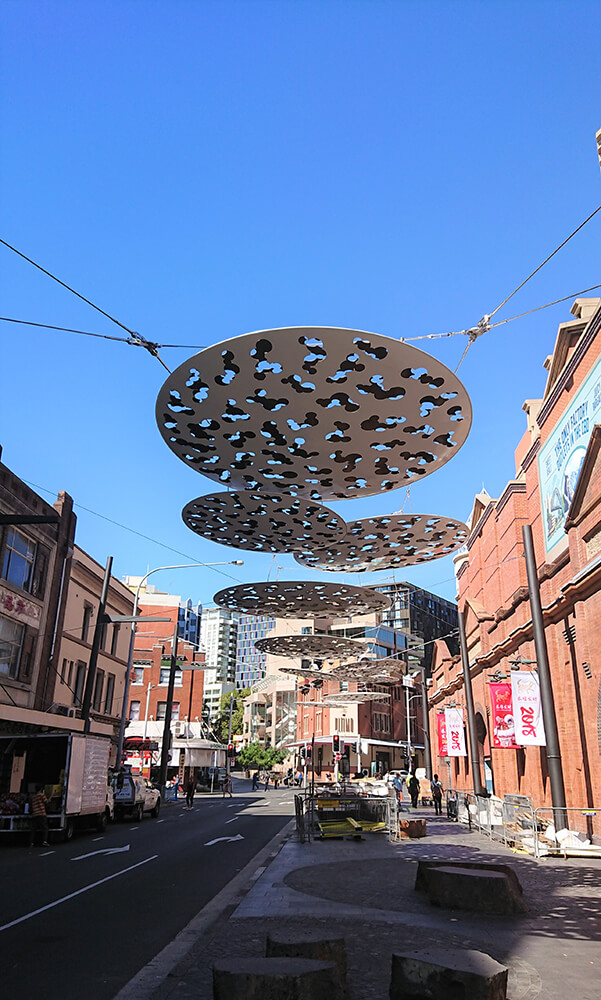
[214,688,250,743]
[236,741,287,771]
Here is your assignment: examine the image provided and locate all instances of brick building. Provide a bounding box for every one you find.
[430,299,601,833]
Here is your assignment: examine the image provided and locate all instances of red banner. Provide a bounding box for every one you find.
[437,713,448,756]
[490,683,517,749]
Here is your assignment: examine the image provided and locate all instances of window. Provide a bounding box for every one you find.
[129,701,140,721]
[110,624,120,657]
[156,701,179,721]
[104,674,115,715]
[1,528,38,594]
[132,666,145,684]
[82,605,93,643]
[301,627,312,635]
[159,666,182,686]
[92,670,104,712]
[0,614,25,678]
[73,661,86,707]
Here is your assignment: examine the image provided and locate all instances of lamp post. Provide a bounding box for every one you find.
[115,560,243,768]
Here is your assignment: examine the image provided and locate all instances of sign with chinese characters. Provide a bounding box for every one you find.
[444,707,466,757]
[0,586,41,626]
[489,683,518,749]
[436,713,448,756]
[538,354,601,554]
[511,671,546,746]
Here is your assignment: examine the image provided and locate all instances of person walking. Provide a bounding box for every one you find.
[264,773,270,791]
[408,772,420,809]
[222,774,233,798]
[431,773,444,815]
[185,776,195,809]
[29,784,49,847]
[252,771,259,791]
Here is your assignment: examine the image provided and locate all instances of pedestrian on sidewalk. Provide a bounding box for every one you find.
[252,771,259,791]
[171,776,179,801]
[29,784,49,847]
[264,773,270,791]
[431,773,443,815]
[274,775,280,790]
[222,774,233,798]
[408,772,420,809]
[185,777,195,809]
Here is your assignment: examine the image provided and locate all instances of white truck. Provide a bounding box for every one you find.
[0,732,112,842]
[111,767,161,822]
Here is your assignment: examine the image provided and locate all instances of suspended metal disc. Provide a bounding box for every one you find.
[182,491,347,554]
[254,633,371,660]
[294,512,469,572]
[329,657,410,683]
[213,580,391,617]
[322,691,391,703]
[156,327,472,500]
[277,665,331,678]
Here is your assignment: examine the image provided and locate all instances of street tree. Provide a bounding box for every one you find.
[236,741,286,771]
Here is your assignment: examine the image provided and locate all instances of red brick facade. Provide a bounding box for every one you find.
[429,299,601,833]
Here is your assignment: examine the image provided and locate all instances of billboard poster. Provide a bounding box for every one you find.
[437,713,448,756]
[538,354,601,554]
[511,671,546,746]
[489,683,518,749]
[444,707,467,756]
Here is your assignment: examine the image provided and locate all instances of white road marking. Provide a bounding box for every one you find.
[225,817,239,824]
[204,834,244,846]
[40,851,55,857]
[157,819,165,823]
[71,845,131,861]
[129,826,139,830]
[0,855,158,933]
[92,837,105,842]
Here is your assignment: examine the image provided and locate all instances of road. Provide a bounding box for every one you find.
[0,778,294,1000]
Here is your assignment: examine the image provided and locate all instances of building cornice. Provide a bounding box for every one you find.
[537,307,601,429]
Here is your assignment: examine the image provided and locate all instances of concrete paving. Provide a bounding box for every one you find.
[115,808,601,1000]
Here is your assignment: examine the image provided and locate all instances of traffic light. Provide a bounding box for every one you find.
[305,744,312,762]
[332,734,340,753]
[299,746,306,761]
[341,744,350,761]
[227,742,235,759]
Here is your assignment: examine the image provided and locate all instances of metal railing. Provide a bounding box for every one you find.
[533,806,601,858]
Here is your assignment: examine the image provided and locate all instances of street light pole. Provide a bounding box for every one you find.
[115,560,243,768]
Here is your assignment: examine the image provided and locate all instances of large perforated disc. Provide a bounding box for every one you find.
[254,634,370,661]
[182,491,347,554]
[213,580,391,617]
[294,513,469,572]
[277,665,331,678]
[156,327,472,500]
[322,691,390,703]
[330,657,410,683]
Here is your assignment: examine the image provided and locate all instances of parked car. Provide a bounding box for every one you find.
[112,770,161,821]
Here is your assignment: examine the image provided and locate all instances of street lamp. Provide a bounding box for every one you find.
[115,560,244,767]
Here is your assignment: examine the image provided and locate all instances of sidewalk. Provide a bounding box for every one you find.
[115,808,601,1000]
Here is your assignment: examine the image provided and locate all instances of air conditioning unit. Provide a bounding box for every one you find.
[173,722,187,738]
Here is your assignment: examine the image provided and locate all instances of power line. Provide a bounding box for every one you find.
[21,478,244,584]
[0,315,206,351]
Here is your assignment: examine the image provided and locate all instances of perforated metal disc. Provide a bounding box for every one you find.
[277,665,331,678]
[213,580,391,617]
[254,634,371,660]
[294,513,469,572]
[330,657,410,683]
[322,691,390,702]
[156,327,472,500]
[182,491,347,554]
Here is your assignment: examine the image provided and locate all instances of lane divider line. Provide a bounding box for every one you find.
[0,855,158,933]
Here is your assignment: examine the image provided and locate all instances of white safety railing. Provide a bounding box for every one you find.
[533,806,601,858]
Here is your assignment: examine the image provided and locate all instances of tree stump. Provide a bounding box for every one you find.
[390,947,508,1000]
[213,956,337,1000]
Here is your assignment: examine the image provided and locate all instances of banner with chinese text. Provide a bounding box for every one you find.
[437,713,448,756]
[511,671,546,746]
[444,707,467,756]
[490,683,518,749]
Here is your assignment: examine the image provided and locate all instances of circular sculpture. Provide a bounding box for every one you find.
[278,665,331,678]
[322,691,390,703]
[330,657,411,683]
[254,633,371,661]
[156,327,472,500]
[294,513,469,572]
[213,580,391,618]
[182,491,347,554]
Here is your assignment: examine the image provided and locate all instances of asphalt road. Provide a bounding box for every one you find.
[0,778,294,1000]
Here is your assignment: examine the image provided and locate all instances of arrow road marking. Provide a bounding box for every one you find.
[204,834,244,846]
[71,845,131,861]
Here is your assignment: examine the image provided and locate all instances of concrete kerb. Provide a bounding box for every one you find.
[111,818,296,1000]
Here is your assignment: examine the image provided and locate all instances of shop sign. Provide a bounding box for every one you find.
[511,671,546,746]
[444,707,466,756]
[490,683,518,749]
[538,353,601,554]
[0,586,41,626]
[436,713,448,756]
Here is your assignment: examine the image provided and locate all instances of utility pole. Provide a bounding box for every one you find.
[158,621,180,799]
[82,556,113,732]
[457,610,485,795]
[417,666,433,779]
[522,524,567,829]
[226,691,234,776]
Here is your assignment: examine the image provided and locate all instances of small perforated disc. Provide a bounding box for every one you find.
[254,633,371,660]
[213,580,391,617]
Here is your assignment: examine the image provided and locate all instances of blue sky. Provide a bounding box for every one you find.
[1,0,600,606]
